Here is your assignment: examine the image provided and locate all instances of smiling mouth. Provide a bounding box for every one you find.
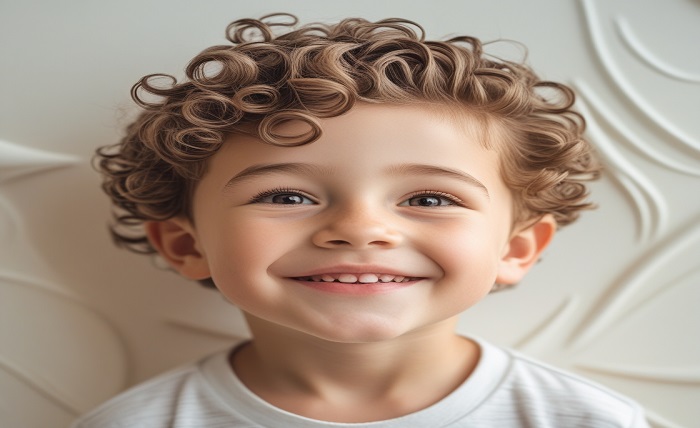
[292,273,419,284]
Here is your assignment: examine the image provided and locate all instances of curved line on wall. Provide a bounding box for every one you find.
[0,139,80,184]
[575,96,668,242]
[0,270,129,393]
[616,265,700,326]
[164,319,246,342]
[568,216,700,351]
[574,81,700,177]
[513,295,578,355]
[0,270,86,301]
[0,194,21,241]
[614,174,657,243]
[0,356,81,416]
[579,0,700,155]
[575,363,700,385]
[0,271,128,355]
[644,410,685,428]
[616,17,700,83]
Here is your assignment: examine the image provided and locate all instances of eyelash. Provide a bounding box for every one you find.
[248,188,466,207]
[249,187,315,204]
[404,190,466,207]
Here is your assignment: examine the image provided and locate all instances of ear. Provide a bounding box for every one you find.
[495,214,556,285]
[144,218,211,280]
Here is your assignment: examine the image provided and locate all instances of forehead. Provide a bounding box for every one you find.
[200,103,510,199]
[224,103,504,163]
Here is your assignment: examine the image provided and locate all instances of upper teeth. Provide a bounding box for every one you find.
[296,274,413,284]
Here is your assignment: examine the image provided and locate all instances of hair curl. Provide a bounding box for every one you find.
[98,13,600,256]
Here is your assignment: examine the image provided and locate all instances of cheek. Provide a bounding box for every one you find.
[446,241,499,280]
[424,220,503,282]
[209,224,269,272]
[202,216,302,289]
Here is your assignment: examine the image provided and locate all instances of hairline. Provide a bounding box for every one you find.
[184,100,519,220]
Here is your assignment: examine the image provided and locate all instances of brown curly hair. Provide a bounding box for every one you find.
[98,13,600,256]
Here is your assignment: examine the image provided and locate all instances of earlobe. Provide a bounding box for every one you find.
[495,214,556,285]
[144,219,211,280]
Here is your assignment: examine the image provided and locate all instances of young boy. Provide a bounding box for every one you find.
[74,14,649,427]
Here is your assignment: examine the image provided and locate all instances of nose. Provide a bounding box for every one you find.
[311,204,403,249]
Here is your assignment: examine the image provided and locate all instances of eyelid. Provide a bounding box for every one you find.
[249,187,318,204]
[402,190,467,207]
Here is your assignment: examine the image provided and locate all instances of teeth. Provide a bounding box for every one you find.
[358,273,379,283]
[338,274,359,283]
[296,273,417,284]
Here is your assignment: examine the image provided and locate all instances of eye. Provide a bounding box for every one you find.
[400,191,463,207]
[250,188,316,205]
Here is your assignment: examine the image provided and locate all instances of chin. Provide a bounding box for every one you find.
[300,316,421,344]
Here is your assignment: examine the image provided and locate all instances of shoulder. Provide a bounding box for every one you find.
[70,364,197,428]
[469,339,649,427]
[70,349,239,428]
[467,340,648,428]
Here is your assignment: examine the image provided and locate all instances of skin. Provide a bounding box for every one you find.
[146,103,555,422]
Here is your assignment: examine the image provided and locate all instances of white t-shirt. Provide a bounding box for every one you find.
[71,338,649,427]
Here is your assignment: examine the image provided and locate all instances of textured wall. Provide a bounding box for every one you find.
[1,1,698,427]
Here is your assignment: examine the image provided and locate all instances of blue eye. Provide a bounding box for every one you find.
[408,196,450,207]
[400,191,463,207]
[250,189,315,205]
[269,194,312,204]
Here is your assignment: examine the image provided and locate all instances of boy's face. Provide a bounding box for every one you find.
[152,103,553,343]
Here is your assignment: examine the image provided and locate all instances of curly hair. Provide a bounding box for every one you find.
[98,13,600,255]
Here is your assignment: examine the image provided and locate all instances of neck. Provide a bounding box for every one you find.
[231,316,480,422]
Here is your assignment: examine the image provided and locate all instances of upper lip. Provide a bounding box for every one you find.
[289,264,421,278]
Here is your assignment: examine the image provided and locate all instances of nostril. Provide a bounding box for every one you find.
[368,240,392,246]
[312,224,403,249]
[328,240,350,245]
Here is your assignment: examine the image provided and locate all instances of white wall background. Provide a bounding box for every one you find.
[1,1,698,427]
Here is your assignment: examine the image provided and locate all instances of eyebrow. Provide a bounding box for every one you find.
[386,163,490,198]
[223,163,331,190]
[223,162,490,198]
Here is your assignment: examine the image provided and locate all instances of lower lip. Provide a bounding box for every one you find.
[292,279,420,295]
